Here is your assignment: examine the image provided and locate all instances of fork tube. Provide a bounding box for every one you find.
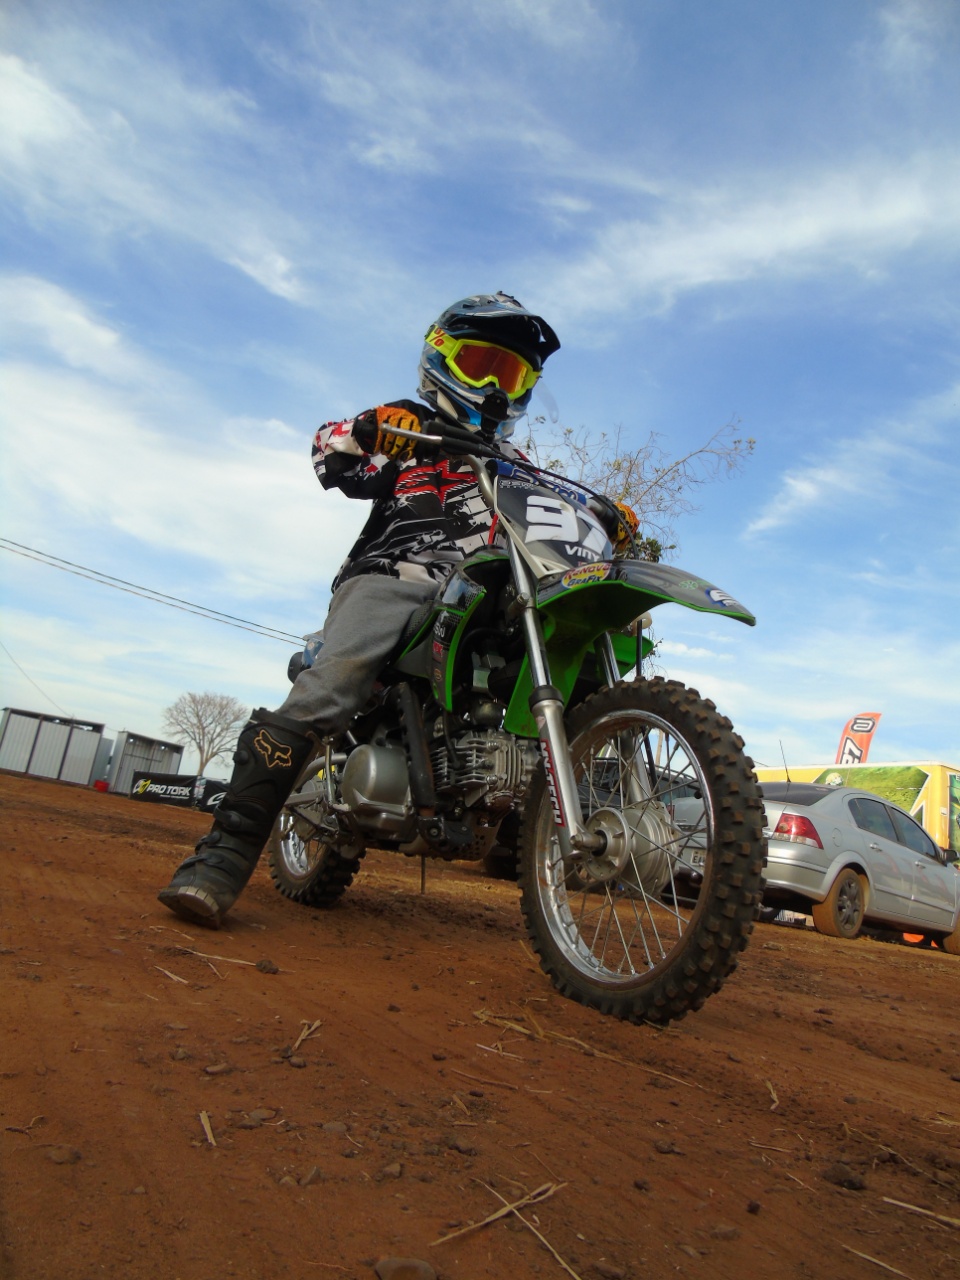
[596,632,621,689]
[468,457,601,857]
[505,538,601,858]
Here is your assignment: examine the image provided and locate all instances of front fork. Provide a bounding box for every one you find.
[469,456,613,860]
[507,537,609,861]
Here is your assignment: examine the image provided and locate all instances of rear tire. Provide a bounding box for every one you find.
[267,762,364,908]
[518,678,765,1026]
[810,868,866,939]
[942,920,960,956]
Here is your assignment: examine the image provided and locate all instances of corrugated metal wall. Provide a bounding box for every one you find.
[0,709,106,785]
[108,732,183,795]
[0,712,40,772]
[29,721,71,778]
[60,725,103,784]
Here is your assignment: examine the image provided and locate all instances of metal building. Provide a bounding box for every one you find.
[106,731,183,795]
[0,708,106,785]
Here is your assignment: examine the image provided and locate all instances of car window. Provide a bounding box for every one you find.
[848,797,898,841]
[886,806,939,859]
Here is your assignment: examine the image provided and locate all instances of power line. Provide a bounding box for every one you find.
[0,538,307,645]
[0,638,73,717]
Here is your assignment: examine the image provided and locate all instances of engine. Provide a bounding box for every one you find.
[430,728,538,813]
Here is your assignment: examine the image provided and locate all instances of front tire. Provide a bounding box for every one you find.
[518,678,766,1025]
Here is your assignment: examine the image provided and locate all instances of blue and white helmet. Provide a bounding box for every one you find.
[418,292,560,438]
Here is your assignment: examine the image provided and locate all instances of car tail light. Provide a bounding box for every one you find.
[773,813,823,848]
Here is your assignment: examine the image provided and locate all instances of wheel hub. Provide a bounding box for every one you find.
[578,803,674,892]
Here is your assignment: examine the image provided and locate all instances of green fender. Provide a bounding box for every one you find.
[502,560,754,737]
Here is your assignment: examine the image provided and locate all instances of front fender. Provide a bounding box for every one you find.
[536,560,755,628]
[502,560,754,737]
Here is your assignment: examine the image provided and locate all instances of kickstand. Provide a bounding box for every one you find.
[420,854,427,895]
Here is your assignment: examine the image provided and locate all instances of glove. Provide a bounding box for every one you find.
[612,501,640,556]
[354,401,423,461]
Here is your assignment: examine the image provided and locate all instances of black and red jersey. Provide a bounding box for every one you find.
[313,405,522,590]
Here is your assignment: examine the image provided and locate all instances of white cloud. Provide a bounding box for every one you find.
[664,618,960,768]
[471,0,608,50]
[745,381,960,536]
[872,0,947,79]
[0,276,148,383]
[535,153,960,327]
[1,361,360,598]
[0,280,364,601]
[657,639,727,661]
[0,48,306,301]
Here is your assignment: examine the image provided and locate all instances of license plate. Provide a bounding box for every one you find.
[690,851,705,869]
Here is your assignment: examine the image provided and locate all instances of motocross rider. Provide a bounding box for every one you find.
[158,292,639,928]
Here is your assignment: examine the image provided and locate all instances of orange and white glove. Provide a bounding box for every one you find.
[354,401,423,461]
[612,501,640,556]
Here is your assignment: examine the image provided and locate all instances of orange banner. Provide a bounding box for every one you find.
[835,713,882,765]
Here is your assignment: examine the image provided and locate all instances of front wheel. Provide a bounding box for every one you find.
[518,678,766,1025]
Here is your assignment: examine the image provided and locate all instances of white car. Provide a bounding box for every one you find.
[759,782,959,948]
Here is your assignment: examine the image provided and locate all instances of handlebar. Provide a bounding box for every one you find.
[391,418,640,557]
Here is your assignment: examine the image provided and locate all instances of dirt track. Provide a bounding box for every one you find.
[1,772,958,1280]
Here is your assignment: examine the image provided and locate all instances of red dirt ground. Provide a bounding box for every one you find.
[1,772,958,1280]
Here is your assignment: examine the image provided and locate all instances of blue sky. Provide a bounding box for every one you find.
[1,0,957,775]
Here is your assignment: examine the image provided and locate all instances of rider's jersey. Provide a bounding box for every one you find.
[313,402,523,590]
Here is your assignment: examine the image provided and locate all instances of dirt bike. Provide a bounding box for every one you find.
[268,418,766,1025]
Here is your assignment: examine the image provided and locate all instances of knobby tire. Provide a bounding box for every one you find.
[518,678,766,1025]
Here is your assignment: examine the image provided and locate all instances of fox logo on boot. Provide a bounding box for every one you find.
[253,729,293,769]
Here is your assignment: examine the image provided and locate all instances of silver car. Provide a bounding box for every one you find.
[760,782,960,948]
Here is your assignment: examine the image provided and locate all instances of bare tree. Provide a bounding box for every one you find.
[521,418,755,561]
[161,692,249,775]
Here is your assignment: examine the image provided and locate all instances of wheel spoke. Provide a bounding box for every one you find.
[534,703,712,983]
[520,679,764,1024]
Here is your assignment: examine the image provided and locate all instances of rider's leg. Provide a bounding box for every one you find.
[157,708,314,928]
[274,575,436,726]
[157,576,436,928]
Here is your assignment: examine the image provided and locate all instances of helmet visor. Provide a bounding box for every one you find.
[427,327,539,400]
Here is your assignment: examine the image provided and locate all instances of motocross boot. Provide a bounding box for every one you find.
[157,709,314,929]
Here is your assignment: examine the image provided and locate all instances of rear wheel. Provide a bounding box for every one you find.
[518,678,766,1026]
[810,868,866,939]
[268,761,364,907]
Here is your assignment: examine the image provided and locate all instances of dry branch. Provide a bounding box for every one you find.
[429,1180,563,1247]
[478,1180,584,1280]
[840,1244,915,1279]
[177,947,257,967]
[292,1019,323,1052]
[155,966,189,985]
[882,1197,960,1230]
[474,1009,699,1089]
[450,1068,519,1091]
[198,1111,216,1147]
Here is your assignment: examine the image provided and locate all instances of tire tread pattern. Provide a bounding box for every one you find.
[267,828,365,909]
[518,677,766,1026]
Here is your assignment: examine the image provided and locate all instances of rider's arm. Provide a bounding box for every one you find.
[311,414,401,498]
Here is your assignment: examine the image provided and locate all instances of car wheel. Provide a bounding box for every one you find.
[942,921,960,956]
[811,868,867,940]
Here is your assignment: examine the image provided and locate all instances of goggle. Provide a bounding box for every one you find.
[426,326,540,400]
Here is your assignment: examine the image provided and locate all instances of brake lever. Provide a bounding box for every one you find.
[389,421,504,462]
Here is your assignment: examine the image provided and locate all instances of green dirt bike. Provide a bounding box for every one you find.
[269,419,766,1025]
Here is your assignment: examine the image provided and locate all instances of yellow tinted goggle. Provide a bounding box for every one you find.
[426,326,540,399]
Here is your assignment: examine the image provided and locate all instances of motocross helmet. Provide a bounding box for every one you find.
[418,292,560,439]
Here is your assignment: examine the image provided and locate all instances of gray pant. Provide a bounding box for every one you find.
[274,574,437,735]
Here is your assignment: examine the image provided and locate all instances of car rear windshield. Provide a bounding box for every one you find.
[759,782,834,805]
